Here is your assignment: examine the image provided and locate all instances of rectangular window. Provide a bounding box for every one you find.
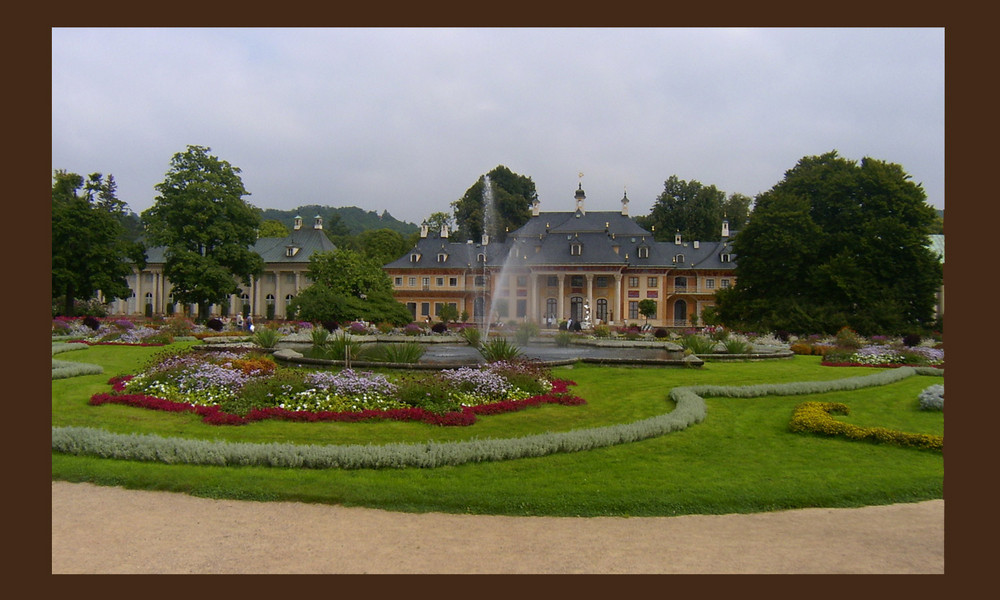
[571,275,584,287]
[422,277,430,288]
[721,279,731,288]
[547,276,558,287]
[628,301,639,319]
[516,299,527,317]
[449,277,457,287]
[647,277,658,287]
[394,277,403,286]
[595,276,608,288]
[705,279,716,289]
[629,277,639,287]
[516,276,527,287]
[435,302,444,316]
[475,275,485,286]
[408,277,416,287]
[421,302,430,316]
[436,277,444,287]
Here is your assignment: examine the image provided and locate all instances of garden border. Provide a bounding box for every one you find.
[51,366,942,470]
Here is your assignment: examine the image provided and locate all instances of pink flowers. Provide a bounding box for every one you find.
[92,377,583,427]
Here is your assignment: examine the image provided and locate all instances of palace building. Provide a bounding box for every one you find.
[384,184,737,328]
[105,214,335,319]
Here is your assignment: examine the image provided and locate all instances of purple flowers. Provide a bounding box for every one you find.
[305,369,398,397]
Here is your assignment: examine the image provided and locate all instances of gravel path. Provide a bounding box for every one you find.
[51,481,944,574]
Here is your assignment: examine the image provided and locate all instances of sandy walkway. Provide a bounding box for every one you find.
[51,481,943,574]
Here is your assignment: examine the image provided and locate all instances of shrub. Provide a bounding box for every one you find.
[431,322,448,334]
[459,326,482,347]
[592,324,611,338]
[322,320,339,332]
[722,337,753,355]
[369,342,426,364]
[681,334,716,355]
[376,321,394,334]
[325,332,367,361]
[311,326,331,349]
[82,316,101,330]
[206,318,225,332]
[404,323,424,336]
[514,321,539,345]
[251,327,282,349]
[789,401,942,451]
[835,326,863,350]
[790,342,813,356]
[554,330,573,347]
[479,338,523,362]
[653,327,669,339]
[902,333,922,347]
[918,384,944,411]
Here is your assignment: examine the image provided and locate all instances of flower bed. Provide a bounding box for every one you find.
[95,349,583,426]
[789,401,943,451]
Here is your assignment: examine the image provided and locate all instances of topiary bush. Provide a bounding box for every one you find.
[206,318,225,332]
[918,384,944,411]
[431,322,448,334]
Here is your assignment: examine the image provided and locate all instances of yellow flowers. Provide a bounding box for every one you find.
[789,401,943,451]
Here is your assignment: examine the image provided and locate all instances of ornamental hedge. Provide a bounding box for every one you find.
[52,366,942,469]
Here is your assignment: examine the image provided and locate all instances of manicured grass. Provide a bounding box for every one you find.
[51,343,943,516]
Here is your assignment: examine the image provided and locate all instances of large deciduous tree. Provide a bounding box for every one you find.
[636,176,751,242]
[714,151,942,336]
[141,145,264,320]
[287,248,411,325]
[52,170,146,316]
[452,165,538,242]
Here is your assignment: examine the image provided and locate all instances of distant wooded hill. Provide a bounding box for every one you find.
[259,205,419,236]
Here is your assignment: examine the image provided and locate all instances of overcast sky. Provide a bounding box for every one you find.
[51,27,944,226]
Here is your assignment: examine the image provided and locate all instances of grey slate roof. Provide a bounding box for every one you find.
[385,209,737,271]
[140,225,337,266]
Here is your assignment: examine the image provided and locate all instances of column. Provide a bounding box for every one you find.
[528,272,537,322]
[275,270,283,318]
[614,273,623,325]
[586,273,594,325]
[557,275,565,322]
[253,276,261,318]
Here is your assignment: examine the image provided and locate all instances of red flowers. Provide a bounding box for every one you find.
[90,378,584,427]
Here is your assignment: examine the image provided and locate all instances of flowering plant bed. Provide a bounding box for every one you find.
[94,349,583,426]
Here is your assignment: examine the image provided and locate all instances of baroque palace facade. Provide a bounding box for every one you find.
[105,185,739,328]
[385,185,737,328]
[106,214,335,319]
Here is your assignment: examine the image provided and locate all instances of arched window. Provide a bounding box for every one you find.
[596,298,608,322]
[285,294,294,307]
[546,298,557,320]
[265,294,275,306]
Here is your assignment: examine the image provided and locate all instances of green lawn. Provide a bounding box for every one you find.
[51,342,944,516]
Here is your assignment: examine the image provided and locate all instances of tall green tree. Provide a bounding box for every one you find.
[714,151,942,335]
[356,228,409,265]
[141,145,264,320]
[52,170,146,316]
[636,175,746,242]
[288,248,411,325]
[452,165,537,242]
[258,219,289,238]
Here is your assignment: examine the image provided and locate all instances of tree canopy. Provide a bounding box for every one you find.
[52,170,146,316]
[141,145,264,319]
[636,175,752,242]
[452,165,538,242]
[288,248,411,325]
[714,151,942,336]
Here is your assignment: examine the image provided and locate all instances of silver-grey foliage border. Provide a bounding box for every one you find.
[51,367,943,470]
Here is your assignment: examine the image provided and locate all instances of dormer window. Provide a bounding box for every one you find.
[674,254,685,264]
[570,242,583,256]
[437,253,448,263]
[410,253,421,263]
[477,253,487,263]
[285,246,300,257]
[720,253,732,263]
[638,246,649,258]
